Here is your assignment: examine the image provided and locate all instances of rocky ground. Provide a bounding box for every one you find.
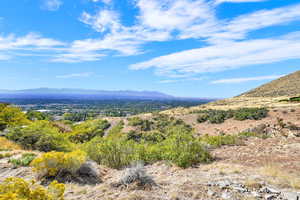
[1,134,300,200]
[2,103,300,199]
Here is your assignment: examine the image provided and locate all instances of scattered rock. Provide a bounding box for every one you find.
[264,194,277,200]
[251,191,262,198]
[281,191,300,200]
[231,185,247,193]
[221,192,232,199]
[260,186,280,194]
[207,189,216,197]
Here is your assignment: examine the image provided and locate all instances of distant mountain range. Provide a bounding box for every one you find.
[0,88,212,100]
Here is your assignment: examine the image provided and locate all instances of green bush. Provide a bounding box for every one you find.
[233,108,268,121]
[128,117,144,126]
[85,126,211,169]
[197,114,209,123]
[161,132,211,168]
[128,117,152,131]
[0,104,29,131]
[238,132,269,139]
[84,137,138,169]
[6,121,71,152]
[9,153,37,167]
[195,108,268,124]
[199,134,239,147]
[69,119,110,143]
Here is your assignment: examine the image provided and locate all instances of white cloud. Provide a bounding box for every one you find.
[51,52,105,63]
[68,1,300,64]
[79,10,120,33]
[159,77,204,84]
[56,72,93,79]
[130,32,300,76]
[180,3,300,42]
[0,33,64,50]
[0,33,65,60]
[89,0,112,4]
[41,0,62,11]
[211,75,284,84]
[136,0,215,31]
[214,0,266,5]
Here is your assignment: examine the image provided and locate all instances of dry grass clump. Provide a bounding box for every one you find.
[0,137,21,151]
[260,164,300,189]
[113,162,156,190]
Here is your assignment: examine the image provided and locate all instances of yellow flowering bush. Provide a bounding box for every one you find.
[0,177,65,200]
[31,150,87,177]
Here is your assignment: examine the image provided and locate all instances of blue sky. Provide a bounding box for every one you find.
[0,0,300,98]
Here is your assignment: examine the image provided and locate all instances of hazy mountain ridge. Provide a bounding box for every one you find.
[0,88,174,100]
[0,88,215,101]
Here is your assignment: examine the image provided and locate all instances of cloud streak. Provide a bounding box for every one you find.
[130,32,300,76]
[214,0,267,5]
[211,75,284,84]
[56,72,93,79]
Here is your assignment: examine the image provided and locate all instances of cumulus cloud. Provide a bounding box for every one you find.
[66,1,300,64]
[41,0,62,11]
[3,0,300,70]
[211,75,284,84]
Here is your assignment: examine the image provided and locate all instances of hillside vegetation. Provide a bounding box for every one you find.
[240,70,300,97]
[1,72,300,199]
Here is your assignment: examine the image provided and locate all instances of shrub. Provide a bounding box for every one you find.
[195,110,232,124]
[0,153,13,159]
[85,125,211,169]
[84,137,137,169]
[233,108,268,121]
[161,132,212,168]
[9,153,37,167]
[6,121,71,152]
[26,110,51,121]
[31,150,86,177]
[238,132,269,139]
[195,108,268,124]
[0,105,29,131]
[197,114,209,123]
[0,177,65,200]
[200,134,239,147]
[118,162,155,188]
[128,117,144,126]
[69,119,110,143]
[0,137,21,151]
[128,117,152,131]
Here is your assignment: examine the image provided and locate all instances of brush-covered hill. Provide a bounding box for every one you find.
[240,70,300,97]
[161,70,300,115]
